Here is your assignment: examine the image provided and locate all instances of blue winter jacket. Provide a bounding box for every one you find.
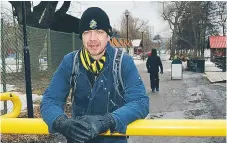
[40,42,149,143]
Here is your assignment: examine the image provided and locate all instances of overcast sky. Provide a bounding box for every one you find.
[1,1,171,38]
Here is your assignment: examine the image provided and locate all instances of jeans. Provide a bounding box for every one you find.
[149,72,159,90]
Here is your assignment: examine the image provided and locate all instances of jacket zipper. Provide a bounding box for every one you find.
[85,69,106,114]
[110,99,118,108]
[86,52,111,114]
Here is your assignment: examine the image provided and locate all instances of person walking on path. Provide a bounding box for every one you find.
[146,49,163,92]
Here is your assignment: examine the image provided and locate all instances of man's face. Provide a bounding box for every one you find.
[82,29,110,56]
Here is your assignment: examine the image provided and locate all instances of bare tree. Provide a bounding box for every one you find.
[117,12,154,53]
[161,1,189,56]
[214,1,227,36]
[119,13,149,40]
[162,1,220,57]
[178,1,219,57]
[142,25,153,51]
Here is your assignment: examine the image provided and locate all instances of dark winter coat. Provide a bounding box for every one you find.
[146,49,163,73]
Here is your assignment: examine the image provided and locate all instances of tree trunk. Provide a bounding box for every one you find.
[172,31,177,57]
[192,24,199,57]
[223,25,226,36]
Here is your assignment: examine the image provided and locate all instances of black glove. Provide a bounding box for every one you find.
[160,71,163,74]
[80,113,116,135]
[53,115,96,143]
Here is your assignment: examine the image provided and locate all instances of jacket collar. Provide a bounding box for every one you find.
[78,41,115,74]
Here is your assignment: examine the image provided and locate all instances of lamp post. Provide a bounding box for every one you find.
[22,1,33,118]
[125,10,129,54]
[141,31,145,61]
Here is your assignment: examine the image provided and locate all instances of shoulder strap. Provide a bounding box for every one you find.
[70,49,125,103]
[70,50,80,91]
[113,48,125,100]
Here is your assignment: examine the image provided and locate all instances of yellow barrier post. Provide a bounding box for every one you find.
[0,118,226,136]
[0,92,22,118]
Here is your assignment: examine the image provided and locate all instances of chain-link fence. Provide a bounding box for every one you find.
[1,18,82,115]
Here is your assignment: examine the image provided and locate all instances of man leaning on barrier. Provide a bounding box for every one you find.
[40,7,149,143]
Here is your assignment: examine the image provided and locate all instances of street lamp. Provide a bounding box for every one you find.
[141,31,145,61]
[22,1,34,118]
[125,9,130,54]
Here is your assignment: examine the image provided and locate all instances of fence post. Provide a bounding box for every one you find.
[47,28,52,71]
[72,32,75,51]
[1,18,7,114]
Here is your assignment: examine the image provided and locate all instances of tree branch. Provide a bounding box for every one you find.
[39,1,58,27]
[176,32,193,48]
[55,1,71,16]
[33,1,48,18]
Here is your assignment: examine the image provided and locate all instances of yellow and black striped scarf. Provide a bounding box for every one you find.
[80,48,106,75]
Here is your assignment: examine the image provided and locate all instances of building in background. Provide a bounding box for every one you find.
[132,39,142,55]
[207,36,226,62]
[110,37,133,56]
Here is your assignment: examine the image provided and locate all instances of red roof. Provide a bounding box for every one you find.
[110,37,132,48]
[209,36,226,49]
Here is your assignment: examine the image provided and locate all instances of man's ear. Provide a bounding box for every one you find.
[107,35,110,41]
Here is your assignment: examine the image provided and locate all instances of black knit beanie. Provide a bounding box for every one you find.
[79,7,112,39]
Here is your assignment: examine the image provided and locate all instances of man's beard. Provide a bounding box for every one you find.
[89,47,106,56]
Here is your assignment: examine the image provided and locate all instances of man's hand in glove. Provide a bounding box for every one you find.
[80,113,116,135]
[53,115,96,143]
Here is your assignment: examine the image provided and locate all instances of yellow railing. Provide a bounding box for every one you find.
[0,92,226,137]
[1,118,226,136]
[0,92,22,118]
